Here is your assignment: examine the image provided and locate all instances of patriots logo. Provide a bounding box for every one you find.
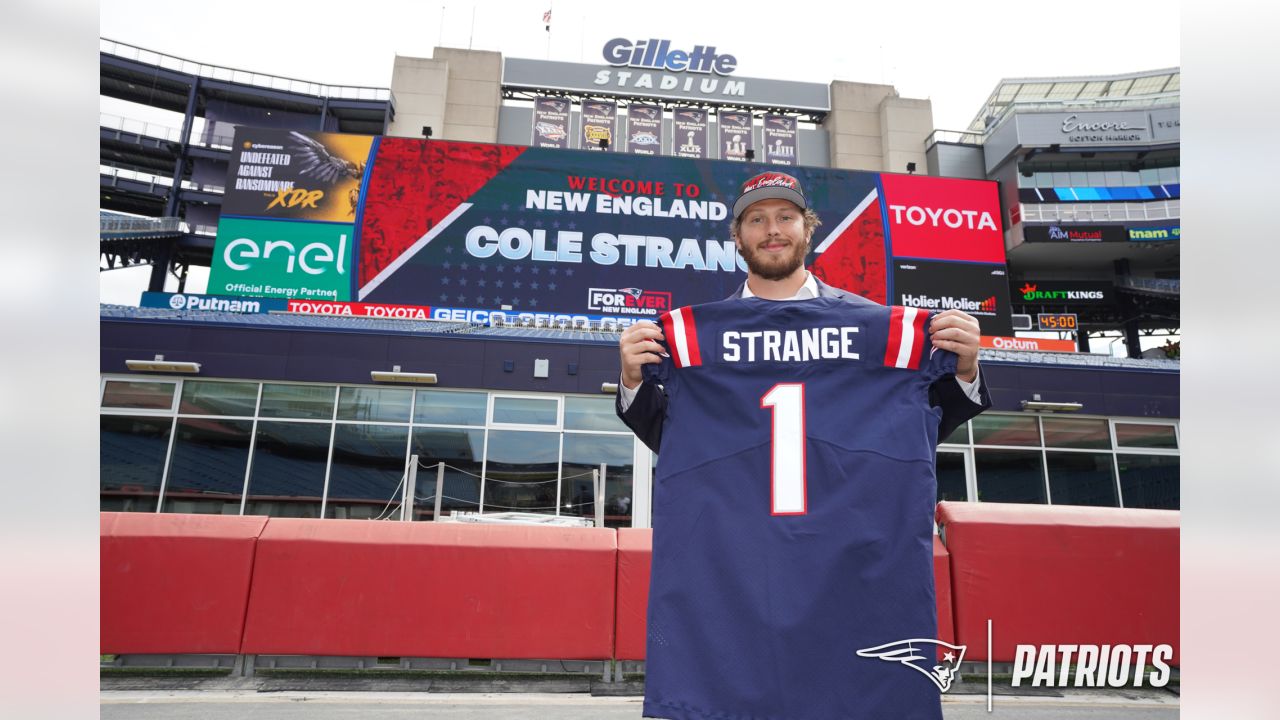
[620,287,644,300]
[856,638,967,692]
[677,110,704,121]
[767,116,792,128]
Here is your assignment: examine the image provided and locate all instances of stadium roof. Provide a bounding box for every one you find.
[966,67,1180,134]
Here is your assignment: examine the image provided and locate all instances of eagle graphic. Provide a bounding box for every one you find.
[288,131,364,184]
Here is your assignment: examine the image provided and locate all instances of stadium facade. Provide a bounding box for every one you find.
[100,39,1179,529]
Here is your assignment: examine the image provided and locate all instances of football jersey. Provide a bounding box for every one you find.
[641,296,956,720]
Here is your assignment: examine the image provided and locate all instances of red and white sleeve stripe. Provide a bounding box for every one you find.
[659,306,703,368]
[883,306,928,370]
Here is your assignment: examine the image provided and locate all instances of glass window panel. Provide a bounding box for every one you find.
[244,421,331,517]
[1087,171,1106,187]
[259,384,336,420]
[483,430,559,513]
[1157,167,1178,184]
[935,452,968,503]
[1105,79,1134,96]
[414,390,487,426]
[409,428,486,520]
[1165,74,1180,91]
[1070,171,1089,187]
[1035,172,1053,189]
[972,414,1041,446]
[492,396,558,426]
[101,415,172,512]
[1123,170,1140,186]
[975,449,1046,504]
[162,418,252,514]
[325,424,410,519]
[1118,455,1180,509]
[1053,171,1071,187]
[1106,171,1125,187]
[337,387,412,423]
[102,380,175,410]
[1042,417,1111,449]
[1115,423,1178,449]
[179,381,258,417]
[565,396,627,432]
[562,433,635,528]
[1046,452,1118,507]
[1139,168,1160,184]
[941,421,970,445]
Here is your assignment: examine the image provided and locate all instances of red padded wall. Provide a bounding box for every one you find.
[100,512,268,654]
[614,529,652,661]
[240,519,617,659]
[936,502,1179,664]
[933,535,955,648]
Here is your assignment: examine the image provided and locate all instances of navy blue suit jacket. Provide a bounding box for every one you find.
[615,276,991,454]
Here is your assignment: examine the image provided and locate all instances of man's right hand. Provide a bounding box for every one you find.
[619,321,666,389]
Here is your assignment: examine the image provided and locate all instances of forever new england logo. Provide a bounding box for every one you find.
[588,287,672,316]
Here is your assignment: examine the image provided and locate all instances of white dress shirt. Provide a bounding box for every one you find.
[618,272,983,410]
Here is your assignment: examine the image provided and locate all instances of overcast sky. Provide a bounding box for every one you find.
[99,0,1179,304]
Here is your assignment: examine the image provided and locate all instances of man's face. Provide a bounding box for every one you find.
[734,198,810,281]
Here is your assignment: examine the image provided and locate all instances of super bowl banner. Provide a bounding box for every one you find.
[581,100,616,151]
[672,107,708,159]
[211,129,1008,328]
[719,110,752,161]
[532,97,571,149]
[626,103,663,155]
[763,114,798,166]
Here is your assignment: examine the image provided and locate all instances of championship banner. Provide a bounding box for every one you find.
[763,114,797,166]
[626,103,663,155]
[214,129,1007,327]
[221,128,375,222]
[719,110,752,162]
[672,107,708,159]
[581,100,616,151]
[532,97,571,149]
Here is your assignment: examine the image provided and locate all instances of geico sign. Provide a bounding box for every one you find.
[223,234,348,275]
[888,205,998,231]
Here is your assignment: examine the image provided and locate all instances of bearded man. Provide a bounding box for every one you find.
[615,171,990,449]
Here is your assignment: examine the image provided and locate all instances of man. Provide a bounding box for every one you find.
[616,171,990,450]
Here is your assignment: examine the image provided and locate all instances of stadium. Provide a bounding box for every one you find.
[99,34,1180,712]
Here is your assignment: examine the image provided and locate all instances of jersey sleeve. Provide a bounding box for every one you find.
[921,310,959,384]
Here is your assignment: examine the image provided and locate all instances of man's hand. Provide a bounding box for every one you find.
[929,309,981,383]
[619,321,666,389]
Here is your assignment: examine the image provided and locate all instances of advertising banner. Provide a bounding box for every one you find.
[140,291,286,314]
[881,174,1006,264]
[221,128,375,223]
[208,216,356,301]
[672,107,709,159]
[215,129,1007,327]
[581,100,616,151]
[532,97,571,149]
[981,336,1078,353]
[625,104,663,156]
[1128,225,1180,242]
[763,114,797,166]
[718,110,752,162]
[1023,224,1128,243]
[891,259,1013,336]
[1011,281,1115,305]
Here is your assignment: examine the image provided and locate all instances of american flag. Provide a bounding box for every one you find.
[542,9,551,23]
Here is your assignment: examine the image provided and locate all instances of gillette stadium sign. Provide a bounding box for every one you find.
[503,44,829,111]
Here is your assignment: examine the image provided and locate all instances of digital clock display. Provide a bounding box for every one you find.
[1037,313,1078,331]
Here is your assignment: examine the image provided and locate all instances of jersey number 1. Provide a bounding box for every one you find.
[761,383,806,515]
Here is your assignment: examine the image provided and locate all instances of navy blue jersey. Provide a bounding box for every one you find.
[641,296,956,720]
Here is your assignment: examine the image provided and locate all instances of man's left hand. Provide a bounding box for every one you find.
[929,309,981,383]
